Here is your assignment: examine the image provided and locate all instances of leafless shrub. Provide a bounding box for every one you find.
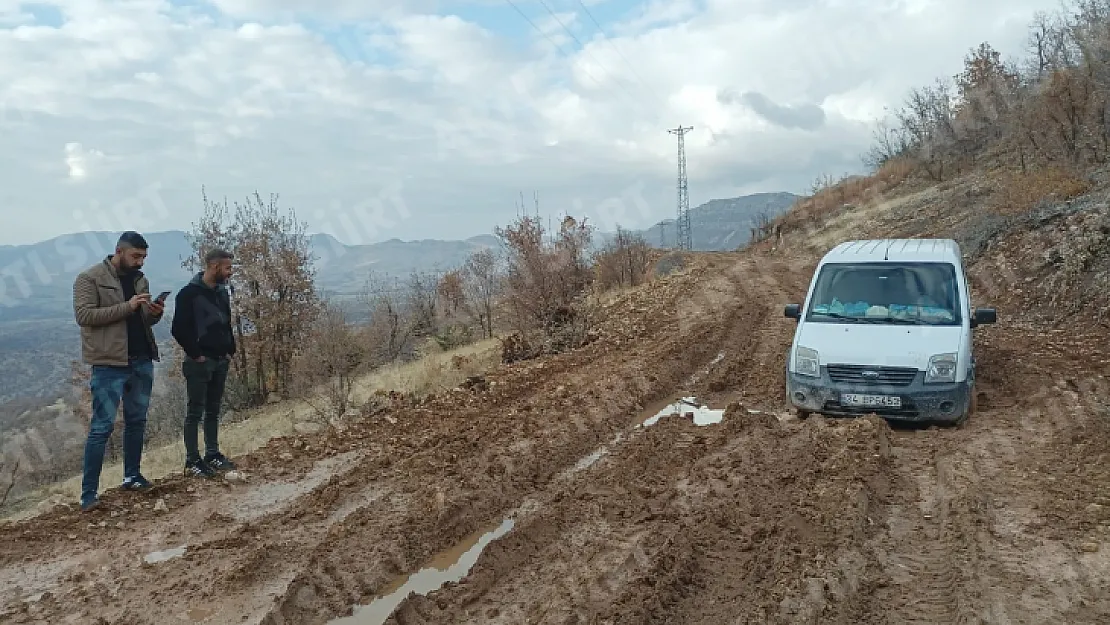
[461,248,502,339]
[359,272,418,366]
[0,458,19,507]
[494,214,595,361]
[749,210,776,244]
[290,301,366,422]
[593,226,652,291]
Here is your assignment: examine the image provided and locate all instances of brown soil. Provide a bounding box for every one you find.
[0,245,1107,625]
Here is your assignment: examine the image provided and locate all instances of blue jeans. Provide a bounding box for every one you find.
[81,358,154,504]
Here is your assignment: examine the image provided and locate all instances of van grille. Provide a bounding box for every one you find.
[826,364,918,387]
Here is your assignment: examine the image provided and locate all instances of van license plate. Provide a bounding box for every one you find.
[841,394,902,408]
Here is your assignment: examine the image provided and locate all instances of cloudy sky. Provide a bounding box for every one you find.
[0,0,1056,246]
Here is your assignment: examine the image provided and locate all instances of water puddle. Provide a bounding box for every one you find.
[228,451,362,522]
[187,606,215,621]
[573,448,607,471]
[144,545,186,564]
[640,396,725,427]
[329,516,516,624]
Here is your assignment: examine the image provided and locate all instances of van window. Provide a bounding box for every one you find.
[805,262,961,325]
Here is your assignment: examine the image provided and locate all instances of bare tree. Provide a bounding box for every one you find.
[863,116,913,170]
[749,210,777,244]
[185,189,320,405]
[0,458,18,507]
[462,248,501,339]
[290,300,366,421]
[360,272,417,365]
[593,225,652,290]
[437,271,466,318]
[405,270,441,339]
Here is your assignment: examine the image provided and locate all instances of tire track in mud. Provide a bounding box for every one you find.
[372,256,890,624]
[855,327,1110,625]
[264,256,774,625]
[383,408,896,624]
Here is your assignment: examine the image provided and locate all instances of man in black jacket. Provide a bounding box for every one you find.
[171,248,238,478]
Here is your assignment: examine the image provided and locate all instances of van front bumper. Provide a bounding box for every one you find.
[786,370,971,422]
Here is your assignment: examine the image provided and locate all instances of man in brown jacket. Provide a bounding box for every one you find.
[72,231,165,511]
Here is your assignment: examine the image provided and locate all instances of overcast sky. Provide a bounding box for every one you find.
[0,0,1056,246]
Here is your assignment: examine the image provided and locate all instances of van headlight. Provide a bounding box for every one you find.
[925,353,957,384]
[795,346,820,378]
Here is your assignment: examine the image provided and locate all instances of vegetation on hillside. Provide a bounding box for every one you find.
[767,0,1110,241]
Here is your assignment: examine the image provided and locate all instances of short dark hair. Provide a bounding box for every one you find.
[204,248,234,265]
[117,231,148,250]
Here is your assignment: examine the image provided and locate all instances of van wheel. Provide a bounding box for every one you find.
[953,391,976,427]
[796,409,811,420]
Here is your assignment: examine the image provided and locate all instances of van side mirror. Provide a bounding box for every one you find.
[784,304,801,320]
[972,307,996,327]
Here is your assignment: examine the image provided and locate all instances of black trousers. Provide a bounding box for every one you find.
[183,356,229,462]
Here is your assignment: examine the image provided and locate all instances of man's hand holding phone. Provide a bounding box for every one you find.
[128,293,151,311]
[148,290,170,316]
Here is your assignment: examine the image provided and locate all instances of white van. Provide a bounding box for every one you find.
[783,238,996,425]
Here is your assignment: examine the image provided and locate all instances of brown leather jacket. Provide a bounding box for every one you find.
[72,257,163,366]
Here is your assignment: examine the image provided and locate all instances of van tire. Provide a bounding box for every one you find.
[796,409,811,420]
[951,387,975,427]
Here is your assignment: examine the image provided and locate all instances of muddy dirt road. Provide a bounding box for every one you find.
[0,250,1107,625]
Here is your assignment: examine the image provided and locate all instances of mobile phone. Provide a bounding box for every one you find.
[156,291,171,303]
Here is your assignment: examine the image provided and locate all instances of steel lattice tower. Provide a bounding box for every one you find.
[668,125,693,251]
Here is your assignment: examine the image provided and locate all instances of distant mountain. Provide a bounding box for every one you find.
[626,192,802,250]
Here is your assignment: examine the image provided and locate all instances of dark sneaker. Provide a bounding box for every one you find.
[204,453,237,472]
[80,496,101,512]
[121,474,154,492]
[184,458,217,479]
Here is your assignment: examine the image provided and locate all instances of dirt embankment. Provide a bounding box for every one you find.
[0,236,1107,624]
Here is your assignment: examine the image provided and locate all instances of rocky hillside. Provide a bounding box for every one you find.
[635,191,801,250]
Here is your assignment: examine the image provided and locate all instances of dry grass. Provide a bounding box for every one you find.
[2,338,501,520]
[775,158,917,236]
[988,167,1091,216]
[805,186,941,251]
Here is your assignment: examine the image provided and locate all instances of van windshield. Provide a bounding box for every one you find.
[805,262,962,326]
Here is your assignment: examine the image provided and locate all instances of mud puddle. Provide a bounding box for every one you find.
[143,545,186,565]
[639,396,725,427]
[329,516,517,624]
[187,606,214,621]
[227,451,362,522]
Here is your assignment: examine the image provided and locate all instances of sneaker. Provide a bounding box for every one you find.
[121,474,154,492]
[80,496,101,512]
[184,458,217,479]
[204,453,237,472]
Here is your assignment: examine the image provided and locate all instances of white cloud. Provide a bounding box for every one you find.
[63,142,105,179]
[0,0,1063,246]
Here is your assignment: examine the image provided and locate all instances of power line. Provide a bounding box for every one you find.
[533,0,648,109]
[571,0,667,108]
[668,125,693,251]
[502,0,653,118]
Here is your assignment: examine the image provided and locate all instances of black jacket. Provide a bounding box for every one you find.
[171,273,236,359]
